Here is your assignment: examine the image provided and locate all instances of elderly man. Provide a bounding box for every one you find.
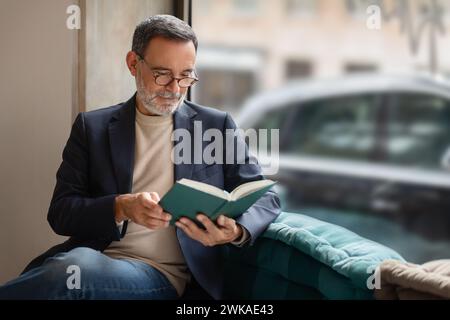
[0,14,280,300]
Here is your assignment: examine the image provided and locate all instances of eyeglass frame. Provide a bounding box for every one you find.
[136,54,199,88]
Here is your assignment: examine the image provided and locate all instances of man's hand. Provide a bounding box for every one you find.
[114,192,172,230]
[175,214,243,247]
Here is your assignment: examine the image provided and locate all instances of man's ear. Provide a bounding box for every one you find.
[126,51,138,77]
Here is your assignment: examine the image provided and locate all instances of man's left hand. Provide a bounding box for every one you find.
[175,214,243,247]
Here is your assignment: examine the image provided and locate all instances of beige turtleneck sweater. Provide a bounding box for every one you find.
[103,107,190,297]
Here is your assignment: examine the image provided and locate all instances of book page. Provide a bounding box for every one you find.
[230,179,275,200]
[178,178,230,200]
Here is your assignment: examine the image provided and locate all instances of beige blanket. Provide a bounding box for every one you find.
[375,259,450,299]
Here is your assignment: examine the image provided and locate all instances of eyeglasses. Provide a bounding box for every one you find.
[136,55,199,88]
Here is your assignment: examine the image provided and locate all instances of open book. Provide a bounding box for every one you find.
[159,178,276,225]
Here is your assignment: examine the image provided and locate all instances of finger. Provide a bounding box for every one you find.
[175,221,205,243]
[134,214,162,229]
[217,215,235,230]
[178,217,202,233]
[196,214,219,233]
[146,208,171,222]
[139,192,156,208]
[141,204,163,219]
[149,192,160,202]
[190,216,223,246]
[141,201,171,221]
[163,211,173,222]
[175,221,189,235]
[178,217,209,239]
[144,216,169,229]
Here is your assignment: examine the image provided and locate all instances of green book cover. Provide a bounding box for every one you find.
[159,178,276,226]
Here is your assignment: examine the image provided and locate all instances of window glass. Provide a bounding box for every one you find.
[385,94,450,170]
[285,95,379,161]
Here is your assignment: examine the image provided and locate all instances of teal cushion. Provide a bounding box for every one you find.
[224,259,324,299]
[223,212,405,299]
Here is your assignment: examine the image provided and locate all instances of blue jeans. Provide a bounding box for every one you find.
[0,247,178,300]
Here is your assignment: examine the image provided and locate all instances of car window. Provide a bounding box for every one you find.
[250,104,297,150]
[284,94,379,161]
[384,93,450,170]
[252,107,291,130]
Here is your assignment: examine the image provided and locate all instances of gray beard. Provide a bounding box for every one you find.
[136,74,185,116]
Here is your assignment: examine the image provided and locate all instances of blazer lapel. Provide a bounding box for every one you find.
[108,97,197,192]
[173,101,197,181]
[108,95,136,194]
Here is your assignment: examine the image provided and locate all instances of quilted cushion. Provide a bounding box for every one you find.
[223,212,405,299]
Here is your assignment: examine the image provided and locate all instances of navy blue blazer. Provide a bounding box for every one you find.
[23,94,281,299]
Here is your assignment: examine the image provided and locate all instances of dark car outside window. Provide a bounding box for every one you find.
[283,94,381,162]
[383,93,450,171]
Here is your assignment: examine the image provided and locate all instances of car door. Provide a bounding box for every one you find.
[276,93,385,212]
[376,92,450,240]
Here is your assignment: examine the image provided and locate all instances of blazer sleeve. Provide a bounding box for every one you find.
[222,113,281,246]
[47,113,122,241]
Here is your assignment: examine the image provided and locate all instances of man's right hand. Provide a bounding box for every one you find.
[114,192,172,230]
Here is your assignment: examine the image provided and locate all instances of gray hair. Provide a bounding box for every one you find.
[132,14,198,58]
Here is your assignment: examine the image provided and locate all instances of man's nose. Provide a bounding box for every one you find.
[165,78,181,93]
